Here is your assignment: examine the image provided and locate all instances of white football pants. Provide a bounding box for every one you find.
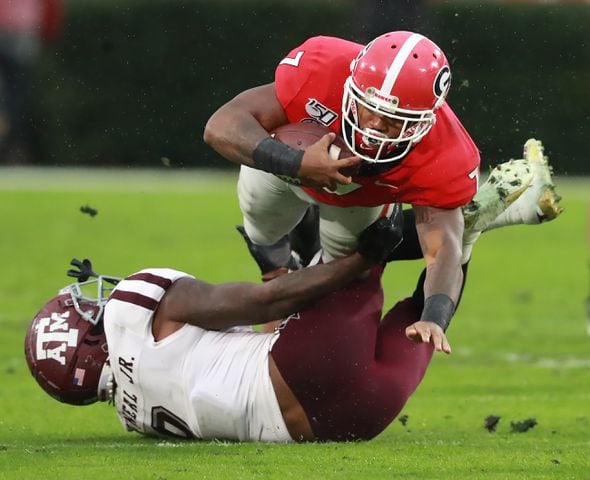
[238,166,394,261]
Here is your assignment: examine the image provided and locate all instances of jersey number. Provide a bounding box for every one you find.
[151,406,195,439]
[468,167,480,191]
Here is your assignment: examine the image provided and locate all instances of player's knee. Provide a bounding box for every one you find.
[318,232,357,260]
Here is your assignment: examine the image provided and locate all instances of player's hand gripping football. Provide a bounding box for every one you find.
[356,204,404,264]
[298,133,361,191]
[405,321,452,355]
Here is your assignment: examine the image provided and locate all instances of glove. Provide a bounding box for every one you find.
[357,204,404,264]
[236,226,298,275]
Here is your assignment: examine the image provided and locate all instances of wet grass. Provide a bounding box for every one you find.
[0,169,588,480]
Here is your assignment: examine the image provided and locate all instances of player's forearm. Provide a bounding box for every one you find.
[173,254,372,330]
[421,256,462,332]
[423,249,463,300]
[174,215,398,329]
[415,205,464,328]
[415,206,463,295]
[259,253,372,322]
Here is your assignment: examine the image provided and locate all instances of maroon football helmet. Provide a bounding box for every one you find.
[24,270,118,406]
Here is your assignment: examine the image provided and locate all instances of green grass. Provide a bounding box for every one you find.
[0,168,588,479]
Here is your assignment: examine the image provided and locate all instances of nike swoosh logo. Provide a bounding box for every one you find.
[374,180,399,189]
[322,182,363,195]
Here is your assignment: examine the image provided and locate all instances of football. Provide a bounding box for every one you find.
[272,122,352,159]
[271,122,357,184]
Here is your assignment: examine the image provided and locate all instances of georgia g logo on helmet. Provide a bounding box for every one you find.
[433,65,451,108]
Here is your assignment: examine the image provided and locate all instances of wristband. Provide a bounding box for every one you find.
[252,137,303,178]
[420,294,455,331]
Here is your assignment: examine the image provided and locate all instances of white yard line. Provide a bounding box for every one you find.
[454,347,590,369]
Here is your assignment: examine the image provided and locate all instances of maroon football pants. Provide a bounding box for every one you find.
[271,267,433,441]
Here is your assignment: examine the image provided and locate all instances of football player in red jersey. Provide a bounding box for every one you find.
[204,31,562,339]
[205,31,478,338]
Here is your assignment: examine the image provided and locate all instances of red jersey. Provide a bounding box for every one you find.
[275,36,480,209]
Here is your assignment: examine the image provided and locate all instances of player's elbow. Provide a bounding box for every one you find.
[203,116,218,147]
[204,103,231,146]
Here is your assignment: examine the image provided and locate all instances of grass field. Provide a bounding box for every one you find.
[0,168,588,479]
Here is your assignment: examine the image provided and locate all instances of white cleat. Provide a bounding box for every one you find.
[461,158,533,263]
[460,138,563,263]
[463,158,534,233]
[485,139,563,230]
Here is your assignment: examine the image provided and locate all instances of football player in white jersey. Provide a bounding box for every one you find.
[27,211,453,442]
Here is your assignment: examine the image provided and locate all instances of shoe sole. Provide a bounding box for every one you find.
[463,159,533,231]
[522,138,563,222]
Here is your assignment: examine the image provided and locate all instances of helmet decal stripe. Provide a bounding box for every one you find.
[381,33,425,94]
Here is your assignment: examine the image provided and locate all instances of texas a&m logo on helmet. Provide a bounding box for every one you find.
[25,292,108,405]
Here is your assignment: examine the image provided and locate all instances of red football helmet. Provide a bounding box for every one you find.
[342,31,451,163]
[24,274,117,405]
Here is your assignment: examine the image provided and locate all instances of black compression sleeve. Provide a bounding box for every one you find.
[411,262,470,314]
[252,137,303,178]
[420,294,456,331]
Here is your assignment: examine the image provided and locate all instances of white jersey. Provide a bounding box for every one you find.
[104,268,291,442]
